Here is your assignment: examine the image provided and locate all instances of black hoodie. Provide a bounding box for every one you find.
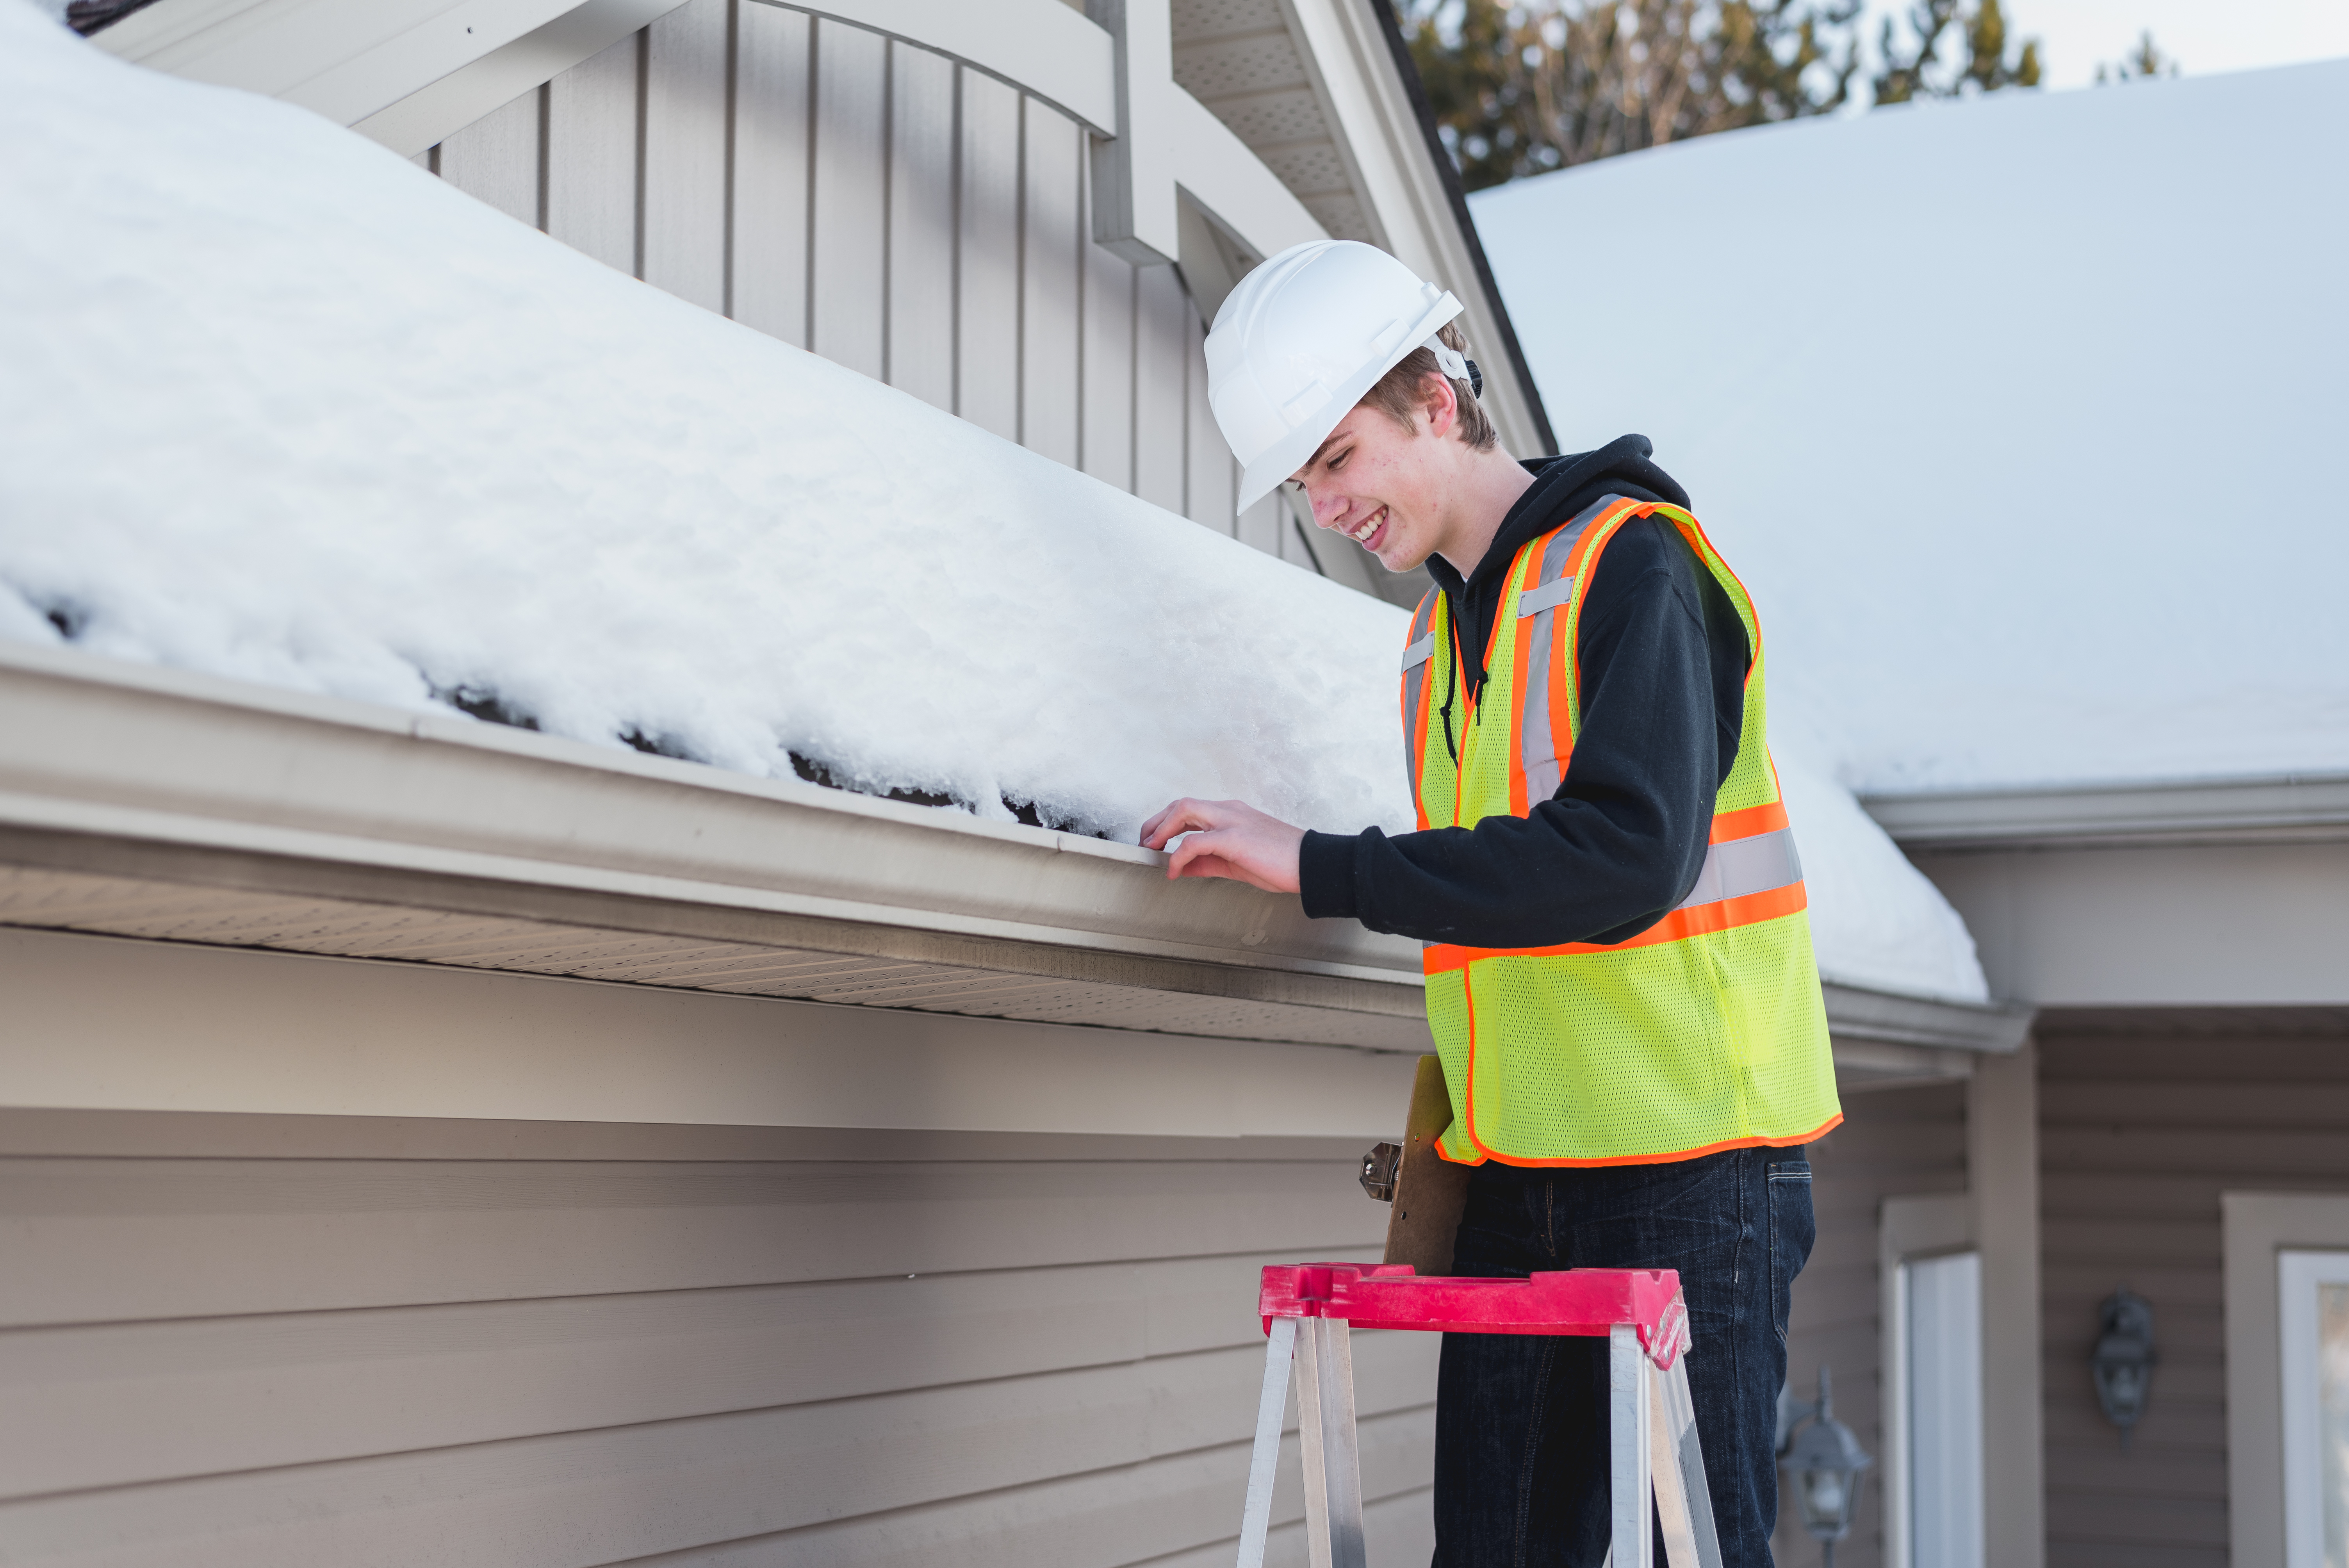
[1297,435,1752,948]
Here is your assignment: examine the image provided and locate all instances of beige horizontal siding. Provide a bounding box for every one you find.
[1775,1080,1969,1568]
[0,1110,1433,1567]
[2037,1018,2349,1568]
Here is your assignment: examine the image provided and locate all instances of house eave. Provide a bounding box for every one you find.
[1862,773,2349,852]
[0,643,2034,1071]
[0,642,1433,1048]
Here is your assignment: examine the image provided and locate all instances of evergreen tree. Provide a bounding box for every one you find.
[2095,30,2177,84]
[1403,0,1860,190]
[1873,0,2041,104]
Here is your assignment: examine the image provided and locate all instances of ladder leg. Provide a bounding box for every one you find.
[1297,1316,1368,1568]
[1235,1317,1297,1568]
[1652,1356,1725,1568]
[1609,1324,1655,1568]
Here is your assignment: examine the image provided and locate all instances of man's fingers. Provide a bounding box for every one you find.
[1140,797,1229,850]
[1162,828,1217,877]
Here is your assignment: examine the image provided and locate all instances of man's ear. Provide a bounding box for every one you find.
[1420,371,1458,440]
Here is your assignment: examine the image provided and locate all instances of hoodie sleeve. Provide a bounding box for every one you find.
[1297,519,1748,947]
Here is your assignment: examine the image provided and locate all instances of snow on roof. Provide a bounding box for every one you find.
[0,2,1412,845]
[1472,62,2349,798]
[0,3,1985,1002]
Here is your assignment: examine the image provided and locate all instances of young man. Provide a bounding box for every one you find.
[1141,240,1841,1567]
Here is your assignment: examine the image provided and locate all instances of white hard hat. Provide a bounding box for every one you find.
[1204,240,1467,514]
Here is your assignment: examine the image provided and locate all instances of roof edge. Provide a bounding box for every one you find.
[1361,0,1558,455]
[0,641,1424,994]
[1821,980,2033,1055]
[1862,772,2349,850]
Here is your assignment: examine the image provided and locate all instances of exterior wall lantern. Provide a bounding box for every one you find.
[2091,1288,2157,1448]
[1778,1365,1874,1565]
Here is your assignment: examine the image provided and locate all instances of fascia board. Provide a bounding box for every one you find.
[1820,979,2034,1055]
[1169,85,1329,261]
[0,647,2036,1044]
[93,0,601,127]
[1271,0,1552,459]
[109,0,1117,157]
[1863,773,2349,850]
[0,643,1418,989]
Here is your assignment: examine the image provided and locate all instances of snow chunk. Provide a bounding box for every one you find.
[0,4,1410,841]
[1472,64,2349,797]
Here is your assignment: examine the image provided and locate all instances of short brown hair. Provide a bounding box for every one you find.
[1358,321,1496,451]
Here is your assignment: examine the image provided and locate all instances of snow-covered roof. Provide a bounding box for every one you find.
[0,2,1988,1003]
[0,2,1407,847]
[1472,62,2349,798]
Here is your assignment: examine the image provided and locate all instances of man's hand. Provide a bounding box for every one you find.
[1139,797,1305,893]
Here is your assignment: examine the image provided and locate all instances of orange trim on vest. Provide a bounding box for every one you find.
[1421,880,1809,975]
[1436,1114,1845,1169]
[1710,800,1790,843]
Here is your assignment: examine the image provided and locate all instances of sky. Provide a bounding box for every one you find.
[1854,0,2349,95]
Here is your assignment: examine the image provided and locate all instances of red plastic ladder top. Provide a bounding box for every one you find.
[1259,1264,1690,1369]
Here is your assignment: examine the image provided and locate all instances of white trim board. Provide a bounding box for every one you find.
[2279,1249,2349,1568]
[99,0,1118,147]
[0,923,1420,1136]
[1864,773,2349,851]
[1881,1192,1976,1568]
[2224,1192,2349,1568]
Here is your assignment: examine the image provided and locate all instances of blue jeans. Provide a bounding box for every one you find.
[1431,1146,1814,1568]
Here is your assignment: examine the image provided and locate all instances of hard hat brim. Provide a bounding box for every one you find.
[1233,290,1465,516]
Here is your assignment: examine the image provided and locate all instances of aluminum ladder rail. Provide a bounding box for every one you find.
[1234,1263,1725,1568]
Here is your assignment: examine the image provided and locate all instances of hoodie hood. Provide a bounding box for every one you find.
[1426,433,1691,697]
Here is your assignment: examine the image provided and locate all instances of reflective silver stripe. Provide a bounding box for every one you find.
[1400,588,1440,807]
[1517,575,1576,618]
[1674,827,1803,911]
[1517,495,1622,805]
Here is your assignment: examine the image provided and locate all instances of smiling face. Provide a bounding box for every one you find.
[1288,372,1467,574]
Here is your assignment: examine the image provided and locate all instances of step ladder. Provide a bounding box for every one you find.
[1235,1263,1725,1568]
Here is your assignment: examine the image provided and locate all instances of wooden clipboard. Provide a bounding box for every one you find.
[1382,1054,1473,1276]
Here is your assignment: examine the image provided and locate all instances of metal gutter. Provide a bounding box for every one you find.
[0,642,1419,1008]
[0,643,2033,1060]
[1862,772,2349,851]
[1820,980,2031,1053]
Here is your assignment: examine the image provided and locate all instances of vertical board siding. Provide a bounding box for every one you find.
[885,43,956,412]
[1019,98,1083,470]
[729,0,811,348]
[1133,264,1193,516]
[808,18,888,381]
[955,68,1022,442]
[641,0,730,314]
[1775,1081,1971,1568]
[435,86,542,226]
[2036,1024,2349,1568]
[413,14,1328,587]
[544,32,641,274]
[0,1119,1433,1568]
[1079,186,1136,490]
[1184,310,1235,531]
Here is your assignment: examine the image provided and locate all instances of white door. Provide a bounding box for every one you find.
[1904,1251,1985,1568]
[2280,1249,2349,1568]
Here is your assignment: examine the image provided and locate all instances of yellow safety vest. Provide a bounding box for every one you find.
[1400,495,1841,1167]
